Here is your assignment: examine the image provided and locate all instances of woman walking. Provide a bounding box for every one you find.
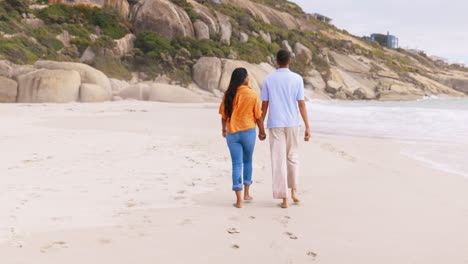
[219,68,266,208]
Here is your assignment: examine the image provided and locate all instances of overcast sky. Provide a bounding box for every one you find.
[290,0,468,64]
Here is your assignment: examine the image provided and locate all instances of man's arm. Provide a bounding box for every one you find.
[298,100,311,141]
[261,101,269,121]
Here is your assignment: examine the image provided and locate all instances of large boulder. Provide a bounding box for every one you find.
[0,77,18,103]
[103,0,130,18]
[34,60,112,95]
[294,43,312,65]
[80,83,112,102]
[259,30,271,43]
[239,32,249,43]
[353,88,372,100]
[0,60,13,78]
[325,80,342,94]
[194,20,210,40]
[192,57,222,92]
[281,40,293,53]
[304,70,326,90]
[187,0,220,34]
[216,12,232,45]
[119,83,151,100]
[219,59,275,93]
[130,0,194,39]
[17,69,81,103]
[109,78,130,95]
[113,34,136,57]
[148,83,204,103]
[11,65,36,80]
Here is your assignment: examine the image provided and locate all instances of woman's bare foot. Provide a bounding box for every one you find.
[244,185,252,201]
[280,199,288,208]
[292,196,300,203]
[234,190,242,208]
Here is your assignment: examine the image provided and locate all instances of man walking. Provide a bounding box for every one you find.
[261,49,310,208]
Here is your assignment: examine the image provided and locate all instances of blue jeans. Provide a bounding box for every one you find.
[226,128,256,191]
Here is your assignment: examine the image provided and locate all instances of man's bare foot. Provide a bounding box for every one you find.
[244,195,253,201]
[233,201,242,208]
[291,189,300,203]
[280,199,288,208]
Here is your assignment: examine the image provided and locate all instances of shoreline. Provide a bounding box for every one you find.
[1,101,468,263]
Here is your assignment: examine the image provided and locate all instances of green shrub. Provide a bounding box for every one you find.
[33,28,64,51]
[91,55,132,80]
[0,37,45,64]
[38,4,128,39]
[135,31,174,56]
[70,37,91,54]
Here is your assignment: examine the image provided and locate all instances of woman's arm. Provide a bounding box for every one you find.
[221,118,227,138]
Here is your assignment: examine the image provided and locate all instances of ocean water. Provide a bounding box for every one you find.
[307,98,468,177]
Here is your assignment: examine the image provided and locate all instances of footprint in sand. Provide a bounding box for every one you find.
[231,244,240,249]
[227,228,240,234]
[307,251,318,258]
[40,241,68,253]
[249,216,256,220]
[283,232,298,240]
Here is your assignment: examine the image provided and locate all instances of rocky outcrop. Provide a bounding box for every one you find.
[0,77,17,103]
[119,83,151,100]
[194,20,210,40]
[216,12,232,45]
[148,83,204,103]
[325,80,342,94]
[80,83,112,102]
[259,30,271,43]
[219,59,275,93]
[294,43,312,65]
[103,0,130,18]
[192,57,222,92]
[0,60,13,78]
[304,70,326,90]
[34,60,112,95]
[130,0,194,39]
[281,40,293,53]
[223,0,299,30]
[187,0,220,35]
[56,30,72,47]
[240,32,249,43]
[109,78,130,95]
[376,83,425,101]
[113,34,136,57]
[432,71,468,95]
[17,69,81,103]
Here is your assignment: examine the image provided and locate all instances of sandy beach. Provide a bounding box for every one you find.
[1,101,468,264]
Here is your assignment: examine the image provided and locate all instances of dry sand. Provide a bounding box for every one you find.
[1,101,468,264]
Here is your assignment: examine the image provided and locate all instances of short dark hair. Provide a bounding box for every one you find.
[276,49,291,66]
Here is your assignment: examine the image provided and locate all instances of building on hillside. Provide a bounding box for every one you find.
[364,31,399,49]
[307,13,333,24]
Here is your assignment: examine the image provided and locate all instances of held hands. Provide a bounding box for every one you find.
[258,132,266,141]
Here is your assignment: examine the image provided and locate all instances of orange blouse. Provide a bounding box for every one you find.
[219,86,262,133]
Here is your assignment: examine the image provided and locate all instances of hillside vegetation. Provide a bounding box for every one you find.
[1,0,467,100]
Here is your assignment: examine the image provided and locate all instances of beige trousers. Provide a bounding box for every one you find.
[269,126,300,199]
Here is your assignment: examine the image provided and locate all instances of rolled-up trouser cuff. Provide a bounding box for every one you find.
[232,184,243,191]
[244,180,252,186]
